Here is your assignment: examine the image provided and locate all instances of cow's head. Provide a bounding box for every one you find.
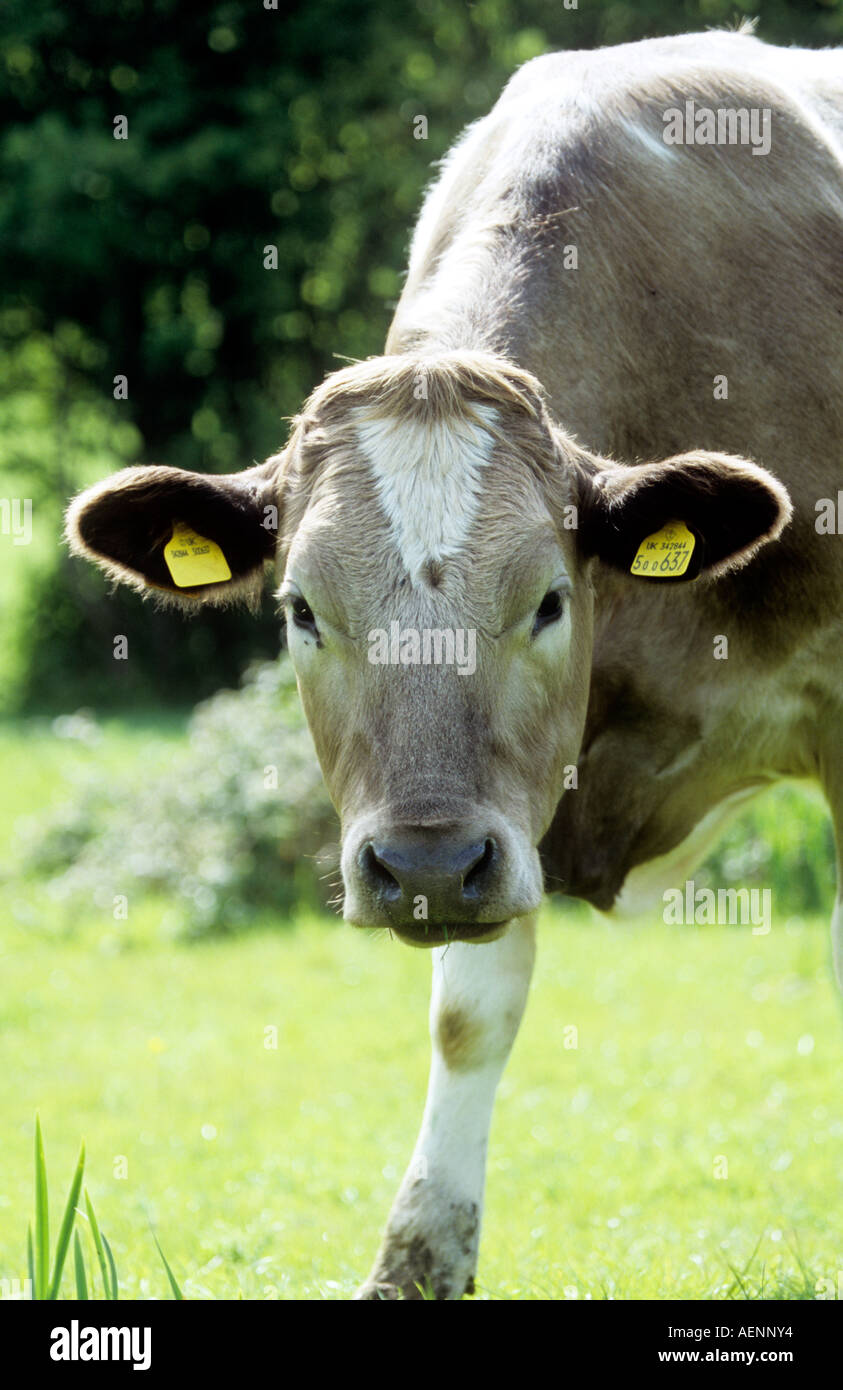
[67,351,791,945]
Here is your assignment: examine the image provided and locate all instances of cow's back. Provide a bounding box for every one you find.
[388,29,843,638]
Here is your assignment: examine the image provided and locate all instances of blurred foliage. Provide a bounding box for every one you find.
[698,783,836,919]
[0,313,283,711]
[1,0,841,710]
[7,659,834,938]
[9,659,339,937]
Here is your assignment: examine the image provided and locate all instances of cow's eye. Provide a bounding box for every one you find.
[532,588,565,637]
[290,596,318,635]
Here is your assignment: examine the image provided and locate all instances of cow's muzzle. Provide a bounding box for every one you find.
[342,817,541,945]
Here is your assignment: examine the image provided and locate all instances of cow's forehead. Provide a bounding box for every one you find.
[286,408,568,623]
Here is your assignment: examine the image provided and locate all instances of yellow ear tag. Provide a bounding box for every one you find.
[163,522,232,587]
[630,520,695,578]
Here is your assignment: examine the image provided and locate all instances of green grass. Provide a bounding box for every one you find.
[21,1112,183,1299]
[1,716,842,1299]
[1,907,842,1299]
[0,714,187,851]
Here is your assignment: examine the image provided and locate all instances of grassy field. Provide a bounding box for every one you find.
[2,720,842,1300]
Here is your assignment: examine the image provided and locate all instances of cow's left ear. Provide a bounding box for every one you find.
[66,457,283,607]
[575,450,792,581]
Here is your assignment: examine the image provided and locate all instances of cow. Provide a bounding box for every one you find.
[67,26,843,1299]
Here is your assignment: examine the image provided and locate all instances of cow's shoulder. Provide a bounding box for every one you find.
[494,31,842,188]
[400,31,842,305]
[499,29,765,100]
[500,30,841,123]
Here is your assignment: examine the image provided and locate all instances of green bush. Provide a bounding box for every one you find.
[11,658,338,938]
[694,782,835,919]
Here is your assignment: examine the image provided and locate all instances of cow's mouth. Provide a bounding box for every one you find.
[391,920,510,949]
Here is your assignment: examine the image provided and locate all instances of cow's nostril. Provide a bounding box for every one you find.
[360,843,402,902]
[462,838,497,900]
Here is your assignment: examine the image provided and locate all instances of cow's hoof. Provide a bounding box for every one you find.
[353,1273,475,1301]
[354,1194,480,1300]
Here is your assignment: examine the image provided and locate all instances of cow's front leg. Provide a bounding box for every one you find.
[355,914,536,1300]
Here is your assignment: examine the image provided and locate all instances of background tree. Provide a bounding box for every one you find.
[1,0,840,710]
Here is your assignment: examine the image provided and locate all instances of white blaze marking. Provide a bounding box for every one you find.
[353,405,497,581]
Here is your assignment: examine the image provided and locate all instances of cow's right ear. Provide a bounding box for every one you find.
[66,458,283,607]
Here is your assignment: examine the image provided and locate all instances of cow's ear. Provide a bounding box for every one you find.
[576,450,792,581]
[66,458,283,607]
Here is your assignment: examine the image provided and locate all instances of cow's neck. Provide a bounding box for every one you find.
[386,228,540,366]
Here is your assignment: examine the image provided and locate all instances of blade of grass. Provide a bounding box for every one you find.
[34,1116,49,1301]
[47,1143,85,1299]
[84,1190,112,1300]
[102,1234,119,1300]
[73,1232,88,1300]
[152,1232,184,1300]
[722,1232,765,1300]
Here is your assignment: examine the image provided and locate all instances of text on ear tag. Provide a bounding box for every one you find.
[163,522,232,587]
[630,520,695,577]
